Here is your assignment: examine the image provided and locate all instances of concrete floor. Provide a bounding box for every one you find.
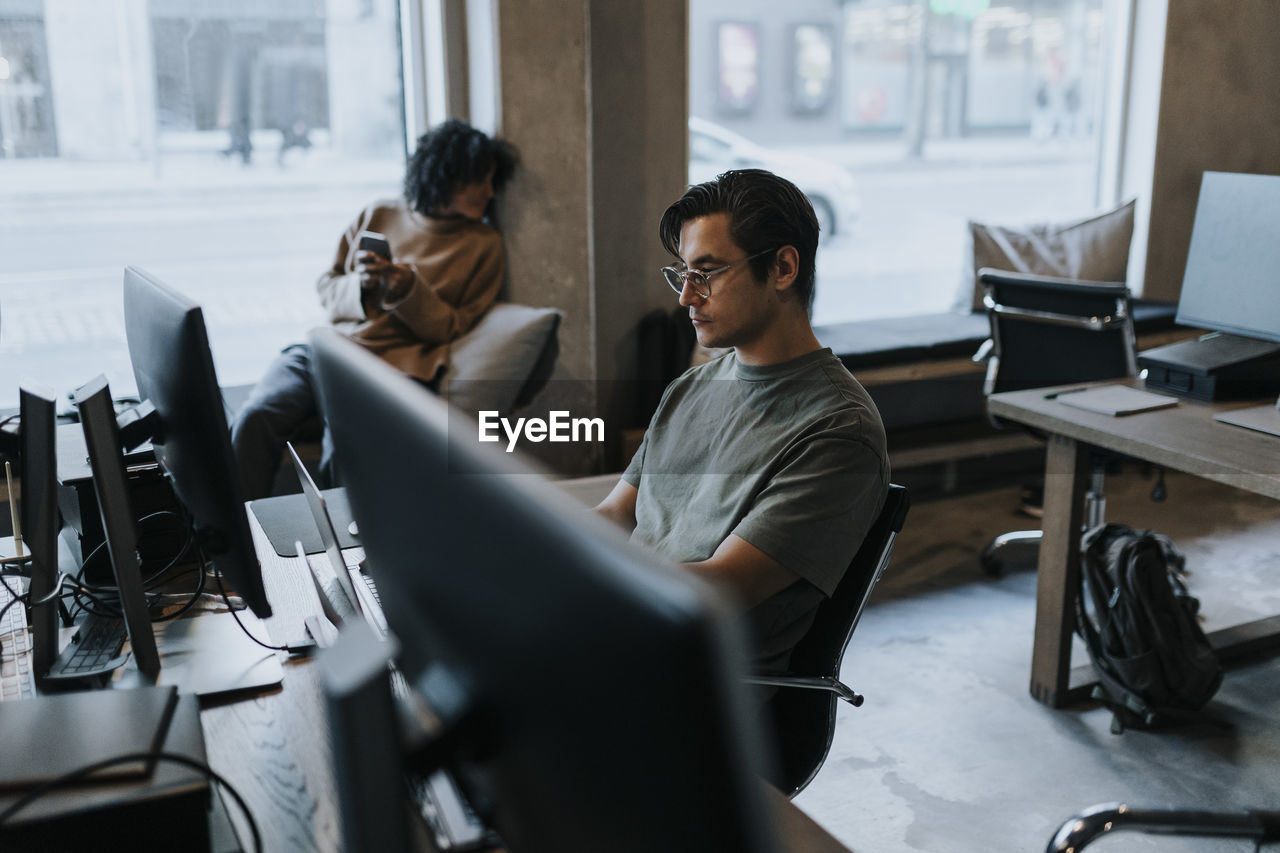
[794,469,1280,852]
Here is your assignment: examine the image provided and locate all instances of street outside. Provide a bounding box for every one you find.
[0,137,1098,409]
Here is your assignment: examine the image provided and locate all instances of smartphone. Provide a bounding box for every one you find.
[357,230,391,260]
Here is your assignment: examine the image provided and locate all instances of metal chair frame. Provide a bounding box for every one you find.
[976,269,1137,574]
[745,484,911,797]
[1047,802,1280,851]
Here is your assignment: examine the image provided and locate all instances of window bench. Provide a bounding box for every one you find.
[814,302,1187,491]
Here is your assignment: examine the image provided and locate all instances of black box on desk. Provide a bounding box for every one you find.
[1139,336,1280,401]
[55,424,189,585]
[0,691,211,852]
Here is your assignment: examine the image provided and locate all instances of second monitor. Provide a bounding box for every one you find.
[122,265,271,617]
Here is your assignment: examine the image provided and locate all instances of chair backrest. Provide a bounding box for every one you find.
[979,268,1137,397]
[765,483,911,797]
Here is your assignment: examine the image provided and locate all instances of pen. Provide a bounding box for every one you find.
[1044,386,1090,400]
[5,460,21,559]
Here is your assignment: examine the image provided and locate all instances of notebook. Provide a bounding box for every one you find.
[1213,400,1280,438]
[1053,384,1180,416]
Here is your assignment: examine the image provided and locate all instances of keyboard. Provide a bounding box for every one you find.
[0,578,34,702]
[45,615,127,680]
[342,550,381,607]
[361,570,380,607]
[388,669,495,852]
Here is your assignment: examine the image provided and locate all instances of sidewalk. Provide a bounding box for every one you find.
[0,148,402,204]
[792,133,1096,173]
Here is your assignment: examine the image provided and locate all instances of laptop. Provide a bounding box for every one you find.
[285,450,490,850]
[286,443,386,642]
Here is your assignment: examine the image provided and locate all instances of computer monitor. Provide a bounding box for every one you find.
[65,375,284,698]
[74,375,162,679]
[122,266,271,617]
[19,382,60,679]
[310,329,779,853]
[1175,171,1280,344]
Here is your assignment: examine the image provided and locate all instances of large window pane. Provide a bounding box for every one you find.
[689,0,1112,326]
[0,0,405,409]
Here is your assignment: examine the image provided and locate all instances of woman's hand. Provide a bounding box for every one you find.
[357,251,415,303]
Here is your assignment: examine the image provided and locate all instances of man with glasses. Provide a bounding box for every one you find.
[595,169,889,676]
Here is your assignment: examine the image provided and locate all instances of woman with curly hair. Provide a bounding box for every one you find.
[231,120,518,499]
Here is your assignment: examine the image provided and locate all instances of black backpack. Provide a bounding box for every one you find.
[1075,523,1223,733]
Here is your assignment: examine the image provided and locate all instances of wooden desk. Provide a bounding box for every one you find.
[201,513,852,852]
[988,380,1280,708]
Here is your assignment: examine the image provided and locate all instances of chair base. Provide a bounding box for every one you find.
[980,528,1042,575]
[981,465,1108,576]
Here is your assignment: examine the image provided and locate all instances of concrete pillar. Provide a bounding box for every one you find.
[495,0,687,475]
[1143,0,1280,302]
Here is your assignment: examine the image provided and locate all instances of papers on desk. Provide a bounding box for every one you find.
[1051,384,1180,416]
[1214,402,1280,438]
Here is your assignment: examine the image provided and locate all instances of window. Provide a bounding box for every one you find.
[0,0,405,408]
[688,0,1118,326]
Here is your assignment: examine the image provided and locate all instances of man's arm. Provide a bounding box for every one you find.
[594,479,638,534]
[683,534,800,608]
[594,482,796,606]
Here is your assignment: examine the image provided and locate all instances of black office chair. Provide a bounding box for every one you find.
[747,484,911,798]
[974,268,1138,574]
[1046,802,1280,851]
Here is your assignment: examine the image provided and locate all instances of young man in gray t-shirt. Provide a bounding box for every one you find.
[595,169,889,675]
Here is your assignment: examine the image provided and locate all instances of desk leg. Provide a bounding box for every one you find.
[1029,434,1090,708]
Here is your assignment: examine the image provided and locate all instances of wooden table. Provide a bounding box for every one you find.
[987,380,1280,708]
[200,513,852,852]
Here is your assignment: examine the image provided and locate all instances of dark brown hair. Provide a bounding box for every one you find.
[403,119,518,218]
[658,169,819,312]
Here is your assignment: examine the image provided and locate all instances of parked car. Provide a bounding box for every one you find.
[688,116,860,238]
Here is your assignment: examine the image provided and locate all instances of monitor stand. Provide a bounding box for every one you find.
[1138,332,1280,400]
[114,609,284,699]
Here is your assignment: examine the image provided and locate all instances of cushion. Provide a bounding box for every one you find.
[439,303,562,417]
[955,199,1136,312]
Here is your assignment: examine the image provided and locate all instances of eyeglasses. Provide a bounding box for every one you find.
[661,248,778,299]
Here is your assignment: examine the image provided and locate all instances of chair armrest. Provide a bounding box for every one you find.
[743,674,864,707]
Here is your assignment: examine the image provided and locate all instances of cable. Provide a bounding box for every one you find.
[66,508,202,620]
[64,579,122,619]
[147,563,205,622]
[0,571,22,602]
[0,595,22,641]
[201,545,311,655]
[134,509,196,587]
[0,750,261,853]
[26,572,67,607]
[0,573,25,635]
[211,560,292,653]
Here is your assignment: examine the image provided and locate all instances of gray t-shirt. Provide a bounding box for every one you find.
[623,348,889,673]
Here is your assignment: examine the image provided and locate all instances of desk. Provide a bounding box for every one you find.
[988,380,1280,709]
[199,512,853,852]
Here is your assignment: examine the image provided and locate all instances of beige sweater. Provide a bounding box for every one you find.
[317,199,505,384]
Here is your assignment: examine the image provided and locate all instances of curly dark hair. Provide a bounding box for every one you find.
[658,169,819,313]
[403,119,519,217]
